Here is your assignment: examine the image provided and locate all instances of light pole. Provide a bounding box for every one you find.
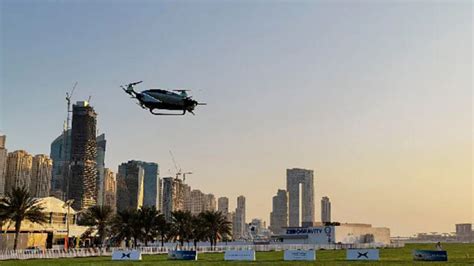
[63,199,74,250]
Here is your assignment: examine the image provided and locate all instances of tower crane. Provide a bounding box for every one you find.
[169,150,193,182]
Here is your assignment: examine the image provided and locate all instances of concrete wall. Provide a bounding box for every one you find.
[335,224,390,245]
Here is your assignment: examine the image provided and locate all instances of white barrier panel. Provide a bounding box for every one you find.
[346,249,379,261]
[112,250,142,261]
[224,250,256,261]
[284,250,316,261]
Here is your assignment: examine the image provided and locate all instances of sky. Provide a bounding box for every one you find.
[0,1,472,236]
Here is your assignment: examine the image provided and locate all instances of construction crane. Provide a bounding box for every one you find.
[63,82,77,201]
[169,150,193,182]
[169,150,181,179]
[65,82,78,131]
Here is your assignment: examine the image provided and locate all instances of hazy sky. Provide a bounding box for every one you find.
[1,1,472,236]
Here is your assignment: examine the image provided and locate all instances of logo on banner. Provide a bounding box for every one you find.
[346,249,379,261]
[357,252,368,258]
[224,250,256,261]
[324,227,332,243]
[284,250,316,261]
[112,250,142,261]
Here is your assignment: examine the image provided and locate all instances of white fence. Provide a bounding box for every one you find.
[0,242,404,261]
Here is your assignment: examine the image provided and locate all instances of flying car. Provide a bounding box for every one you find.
[121,81,206,115]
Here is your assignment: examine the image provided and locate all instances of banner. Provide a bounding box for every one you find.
[112,250,142,261]
[346,249,379,261]
[224,250,256,261]
[413,250,448,261]
[168,250,198,260]
[285,226,334,244]
[284,250,316,261]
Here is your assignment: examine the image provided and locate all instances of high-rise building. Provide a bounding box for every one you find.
[51,131,107,201]
[96,134,106,205]
[30,154,53,198]
[161,177,185,221]
[233,195,246,240]
[204,193,216,212]
[287,168,315,227]
[5,150,33,193]
[141,162,159,207]
[190,189,204,215]
[103,168,117,212]
[68,101,98,210]
[188,190,216,215]
[218,197,229,216]
[183,183,192,212]
[116,161,145,211]
[321,196,331,224]
[50,130,71,200]
[0,135,7,196]
[270,189,288,234]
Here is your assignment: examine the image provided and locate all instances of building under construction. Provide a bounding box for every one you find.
[68,101,97,210]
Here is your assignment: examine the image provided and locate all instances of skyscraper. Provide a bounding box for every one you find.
[0,135,7,196]
[50,130,71,200]
[116,161,145,211]
[50,130,107,200]
[5,150,33,193]
[321,196,331,224]
[204,193,216,212]
[103,168,117,212]
[182,183,192,212]
[287,168,315,227]
[218,197,229,216]
[190,189,205,215]
[141,162,159,207]
[270,189,288,234]
[96,134,106,205]
[68,101,98,210]
[30,154,53,198]
[233,195,246,240]
[161,177,185,221]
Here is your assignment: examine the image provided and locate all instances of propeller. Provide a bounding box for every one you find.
[128,81,143,86]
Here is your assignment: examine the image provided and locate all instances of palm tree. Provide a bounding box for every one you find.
[200,211,232,249]
[191,214,207,249]
[79,205,113,247]
[0,186,48,250]
[170,210,193,247]
[154,214,170,247]
[111,209,134,247]
[129,210,143,247]
[138,206,159,246]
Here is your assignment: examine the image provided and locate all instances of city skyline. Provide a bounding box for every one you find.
[1,1,472,236]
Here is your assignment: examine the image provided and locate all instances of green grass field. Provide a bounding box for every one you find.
[1,243,473,265]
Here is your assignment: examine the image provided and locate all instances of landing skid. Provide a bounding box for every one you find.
[149,109,186,116]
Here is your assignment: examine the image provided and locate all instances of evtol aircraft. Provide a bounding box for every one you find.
[121,81,206,115]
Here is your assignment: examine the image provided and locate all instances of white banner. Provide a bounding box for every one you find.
[346,249,379,260]
[284,250,316,261]
[224,250,256,261]
[112,250,142,261]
